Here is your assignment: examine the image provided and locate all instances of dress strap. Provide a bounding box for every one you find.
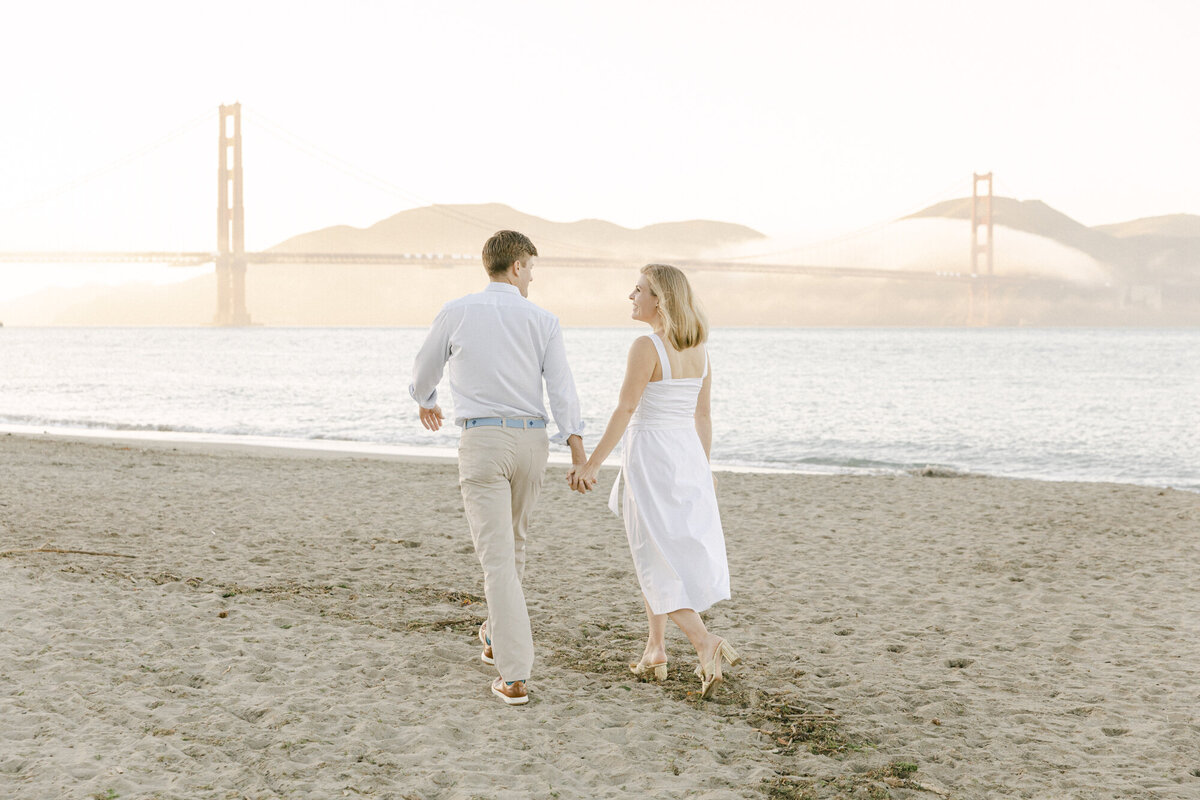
[648,333,672,381]
[702,347,709,380]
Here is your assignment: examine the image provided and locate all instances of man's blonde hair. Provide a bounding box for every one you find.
[641,263,708,350]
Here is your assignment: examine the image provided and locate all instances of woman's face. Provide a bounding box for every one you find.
[629,274,659,324]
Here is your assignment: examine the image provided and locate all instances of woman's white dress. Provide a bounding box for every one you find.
[608,333,730,615]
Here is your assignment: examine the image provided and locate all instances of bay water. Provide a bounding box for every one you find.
[1,327,1196,491]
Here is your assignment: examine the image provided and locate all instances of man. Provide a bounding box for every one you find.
[409,229,587,706]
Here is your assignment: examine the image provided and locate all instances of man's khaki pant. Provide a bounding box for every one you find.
[458,425,549,682]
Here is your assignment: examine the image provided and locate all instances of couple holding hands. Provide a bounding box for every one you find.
[409,230,738,706]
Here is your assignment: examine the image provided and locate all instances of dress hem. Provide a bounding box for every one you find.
[644,589,731,617]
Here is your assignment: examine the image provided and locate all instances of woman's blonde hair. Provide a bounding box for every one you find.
[641,263,708,350]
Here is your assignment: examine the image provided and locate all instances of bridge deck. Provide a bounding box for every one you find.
[0,251,1083,285]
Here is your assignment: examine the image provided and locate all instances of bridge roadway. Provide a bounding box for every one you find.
[0,251,1062,286]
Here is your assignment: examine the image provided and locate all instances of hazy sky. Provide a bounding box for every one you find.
[2,0,1197,258]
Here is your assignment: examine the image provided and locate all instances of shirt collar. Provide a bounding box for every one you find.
[485,282,521,295]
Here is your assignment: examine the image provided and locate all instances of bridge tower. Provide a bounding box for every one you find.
[967,172,994,325]
[215,103,251,325]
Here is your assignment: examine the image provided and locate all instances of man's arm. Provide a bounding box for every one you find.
[566,434,585,464]
[542,320,585,447]
[409,308,452,430]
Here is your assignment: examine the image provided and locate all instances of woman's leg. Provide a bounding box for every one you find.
[641,595,668,665]
[667,608,721,666]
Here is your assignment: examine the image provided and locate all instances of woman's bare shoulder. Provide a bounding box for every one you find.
[629,335,657,353]
[626,335,658,369]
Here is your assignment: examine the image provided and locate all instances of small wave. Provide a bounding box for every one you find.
[744,453,912,471]
[907,465,977,478]
[0,414,226,437]
[0,414,358,442]
[709,455,908,477]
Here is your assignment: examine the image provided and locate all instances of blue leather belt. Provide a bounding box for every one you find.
[463,417,547,429]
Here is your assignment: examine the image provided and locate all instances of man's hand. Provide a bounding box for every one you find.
[566,465,589,494]
[570,461,600,494]
[419,405,445,431]
[565,434,590,493]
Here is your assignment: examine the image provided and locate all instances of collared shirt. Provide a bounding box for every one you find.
[409,282,585,444]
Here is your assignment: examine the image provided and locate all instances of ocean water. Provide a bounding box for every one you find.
[0,327,1196,491]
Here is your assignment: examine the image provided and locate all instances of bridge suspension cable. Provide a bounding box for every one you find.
[1,104,1052,327]
[1,108,217,216]
[720,172,979,264]
[241,106,615,257]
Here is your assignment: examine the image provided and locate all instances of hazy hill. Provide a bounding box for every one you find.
[906,200,1200,283]
[270,203,766,259]
[0,205,765,326]
[3,203,1196,327]
[1090,214,1200,283]
[1093,214,1200,239]
[905,197,1123,268]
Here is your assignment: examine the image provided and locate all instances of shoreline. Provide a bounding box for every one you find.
[0,423,848,477]
[2,422,1196,493]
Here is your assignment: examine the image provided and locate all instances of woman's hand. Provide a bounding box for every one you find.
[572,461,601,494]
[565,465,588,494]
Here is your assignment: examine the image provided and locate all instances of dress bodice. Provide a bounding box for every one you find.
[629,334,707,430]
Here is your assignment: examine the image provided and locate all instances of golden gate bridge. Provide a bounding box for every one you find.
[1,104,1016,325]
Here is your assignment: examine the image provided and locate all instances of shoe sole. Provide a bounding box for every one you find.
[700,674,723,699]
[480,624,495,665]
[630,662,667,681]
[697,639,741,699]
[491,685,529,705]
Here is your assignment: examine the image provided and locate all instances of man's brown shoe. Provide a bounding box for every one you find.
[491,677,529,705]
[479,622,494,665]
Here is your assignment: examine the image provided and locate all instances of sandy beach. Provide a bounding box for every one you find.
[2,432,1198,799]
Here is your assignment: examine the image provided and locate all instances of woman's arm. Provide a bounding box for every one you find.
[570,337,657,491]
[694,355,713,461]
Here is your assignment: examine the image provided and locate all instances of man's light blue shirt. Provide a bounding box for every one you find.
[409,283,585,444]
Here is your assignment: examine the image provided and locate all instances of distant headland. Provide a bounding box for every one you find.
[2,201,1196,326]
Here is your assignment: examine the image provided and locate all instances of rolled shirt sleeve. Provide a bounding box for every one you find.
[541,320,585,445]
[409,307,451,409]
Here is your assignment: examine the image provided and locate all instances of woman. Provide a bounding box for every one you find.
[570,264,740,698]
